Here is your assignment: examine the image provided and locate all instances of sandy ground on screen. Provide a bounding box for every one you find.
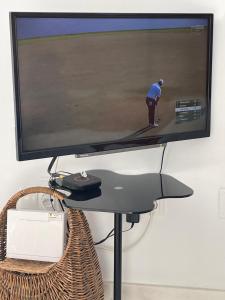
[18,28,208,151]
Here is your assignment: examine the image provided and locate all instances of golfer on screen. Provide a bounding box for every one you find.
[146,79,164,127]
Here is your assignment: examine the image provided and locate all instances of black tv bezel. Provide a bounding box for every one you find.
[10,12,213,161]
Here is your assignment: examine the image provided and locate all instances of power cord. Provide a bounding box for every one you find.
[47,157,71,237]
[94,222,134,246]
[96,212,154,252]
[48,157,59,209]
[47,156,58,176]
[94,228,114,246]
[159,143,167,174]
[96,202,158,251]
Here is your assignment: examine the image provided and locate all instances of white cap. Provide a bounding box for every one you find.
[159,79,164,85]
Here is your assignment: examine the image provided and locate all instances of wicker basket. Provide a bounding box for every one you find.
[0,187,104,300]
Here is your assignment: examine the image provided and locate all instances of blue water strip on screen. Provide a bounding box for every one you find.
[16,18,208,40]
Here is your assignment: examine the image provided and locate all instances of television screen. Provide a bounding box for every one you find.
[10,13,213,160]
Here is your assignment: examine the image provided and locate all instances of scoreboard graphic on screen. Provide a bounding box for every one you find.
[175,99,202,123]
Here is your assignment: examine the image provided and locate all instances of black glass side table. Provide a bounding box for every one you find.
[63,170,193,300]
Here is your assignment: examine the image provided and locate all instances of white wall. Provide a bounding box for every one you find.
[1,0,225,291]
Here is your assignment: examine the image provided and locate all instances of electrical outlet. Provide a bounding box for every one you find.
[218,188,225,219]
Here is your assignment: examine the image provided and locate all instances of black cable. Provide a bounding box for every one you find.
[47,156,58,176]
[49,198,55,210]
[48,157,65,211]
[123,223,134,232]
[47,157,70,238]
[159,143,167,174]
[58,200,65,212]
[94,223,135,246]
[94,228,115,246]
[48,157,59,207]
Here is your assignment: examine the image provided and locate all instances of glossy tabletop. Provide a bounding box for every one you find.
[63,170,193,214]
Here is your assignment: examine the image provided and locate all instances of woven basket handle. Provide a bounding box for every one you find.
[4,187,65,211]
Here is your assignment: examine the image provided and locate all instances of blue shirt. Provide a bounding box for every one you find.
[146,82,161,100]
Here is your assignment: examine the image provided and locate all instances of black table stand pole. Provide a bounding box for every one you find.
[114,213,122,300]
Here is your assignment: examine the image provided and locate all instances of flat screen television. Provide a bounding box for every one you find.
[10,12,213,161]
